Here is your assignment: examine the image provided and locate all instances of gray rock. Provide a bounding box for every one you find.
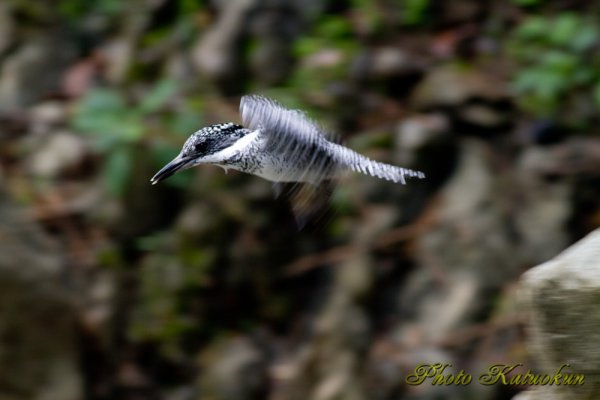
[0,192,82,400]
[192,0,257,85]
[247,2,301,86]
[516,228,600,400]
[438,0,482,24]
[518,138,600,177]
[278,207,401,400]
[29,101,68,136]
[99,38,136,85]
[26,130,88,178]
[0,2,14,56]
[302,49,345,70]
[515,147,571,265]
[351,47,422,81]
[194,0,312,89]
[249,36,295,86]
[394,113,450,164]
[0,34,76,111]
[198,335,267,400]
[410,64,507,109]
[457,103,507,128]
[406,140,520,335]
[373,139,523,400]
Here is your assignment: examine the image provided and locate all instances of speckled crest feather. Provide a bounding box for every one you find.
[182,122,249,157]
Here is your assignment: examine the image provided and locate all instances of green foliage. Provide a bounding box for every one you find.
[289,15,357,96]
[74,89,142,149]
[58,0,124,20]
[73,79,188,196]
[139,79,179,114]
[129,241,217,354]
[351,0,384,34]
[511,0,545,7]
[508,13,600,121]
[103,147,132,197]
[294,15,357,58]
[399,0,430,26]
[594,83,600,109]
[178,0,203,15]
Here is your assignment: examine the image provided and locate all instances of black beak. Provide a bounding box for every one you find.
[150,154,192,185]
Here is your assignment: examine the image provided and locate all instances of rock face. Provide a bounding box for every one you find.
[516,228,600,400]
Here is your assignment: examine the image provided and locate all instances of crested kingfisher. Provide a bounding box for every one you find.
[150,95,425,187]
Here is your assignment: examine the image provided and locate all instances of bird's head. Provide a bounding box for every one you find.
[150,123,248,185]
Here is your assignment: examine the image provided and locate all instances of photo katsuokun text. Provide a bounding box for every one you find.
[405,363,585,386]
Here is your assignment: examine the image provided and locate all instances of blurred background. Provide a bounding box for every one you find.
[0,0,599,399]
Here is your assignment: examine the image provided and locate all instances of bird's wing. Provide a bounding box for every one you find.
[328,142,425,184]
[240,95,337,182]
[240,95,332,144]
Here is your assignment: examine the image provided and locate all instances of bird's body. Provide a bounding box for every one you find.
[205,125,336,184]
[151,95,425,187]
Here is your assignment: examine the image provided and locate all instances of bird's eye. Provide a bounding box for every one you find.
[194,142,208,153]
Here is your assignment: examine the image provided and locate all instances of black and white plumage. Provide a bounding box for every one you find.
[150,95,425,188]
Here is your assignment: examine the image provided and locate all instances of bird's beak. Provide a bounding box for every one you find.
[150,154,193,185]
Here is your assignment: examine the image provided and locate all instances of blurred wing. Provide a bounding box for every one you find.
[273,181,337,230]
[241,95,341,227]
[240,95,338,183]
[240,95,333,142]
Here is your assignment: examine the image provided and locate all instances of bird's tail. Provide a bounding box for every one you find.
[331,143,425,184]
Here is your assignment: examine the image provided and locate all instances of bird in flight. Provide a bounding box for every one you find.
[151,95,425,188]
